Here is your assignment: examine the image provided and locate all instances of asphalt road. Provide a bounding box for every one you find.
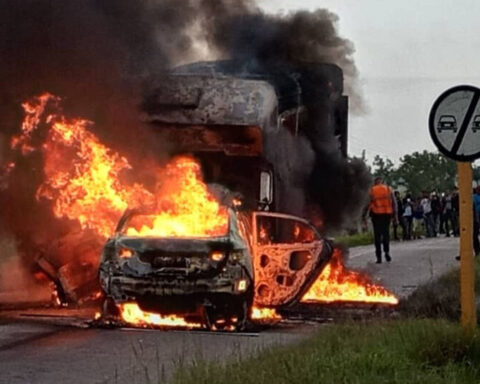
[346,236,459,297]
[0,236,460,384]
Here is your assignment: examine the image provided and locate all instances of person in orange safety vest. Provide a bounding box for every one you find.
[369,177,397,263]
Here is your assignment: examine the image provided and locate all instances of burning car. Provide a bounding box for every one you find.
[99,207,254,330]
[99,202,334,330]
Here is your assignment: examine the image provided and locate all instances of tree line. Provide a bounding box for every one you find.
[370,150,461,196]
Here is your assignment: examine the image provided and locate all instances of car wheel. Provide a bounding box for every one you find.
[204,297,250,332]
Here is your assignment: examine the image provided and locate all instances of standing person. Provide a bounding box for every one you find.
[439,192,446,234]
[402,195,413,240]
[420,191,434,237]
[431,192,441,237]
[452,188,460,236]
[393,191,405,241]
[443,190,458,237]
[412,198,424,239]
[369,177,396,263]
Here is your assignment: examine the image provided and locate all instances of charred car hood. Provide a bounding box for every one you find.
[115,236,236,253]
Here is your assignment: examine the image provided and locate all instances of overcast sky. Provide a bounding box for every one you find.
[259,0,480,163]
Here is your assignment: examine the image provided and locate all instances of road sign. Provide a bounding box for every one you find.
[430,85,478,333]
[429,85,480,162]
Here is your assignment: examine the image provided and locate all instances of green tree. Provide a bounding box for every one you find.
[396,151,456,197]
[372,155,397,187]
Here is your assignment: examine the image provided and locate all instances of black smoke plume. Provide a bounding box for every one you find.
[193,3,370,230]
[0,0,370,256]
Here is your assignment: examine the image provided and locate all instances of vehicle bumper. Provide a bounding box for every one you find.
[100,272,251,302]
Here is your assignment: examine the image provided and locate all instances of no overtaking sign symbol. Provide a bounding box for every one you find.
[429,85,480,162]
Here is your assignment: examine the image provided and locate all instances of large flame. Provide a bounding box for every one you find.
[124,159,228,238]
[11,93,228,240]
[302,249,398,305]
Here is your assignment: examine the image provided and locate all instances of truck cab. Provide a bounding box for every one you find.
[142,60,348,216]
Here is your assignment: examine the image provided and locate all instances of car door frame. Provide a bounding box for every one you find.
[251,211,332,307]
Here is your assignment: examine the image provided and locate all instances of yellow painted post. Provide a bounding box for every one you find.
[458,161,476,332]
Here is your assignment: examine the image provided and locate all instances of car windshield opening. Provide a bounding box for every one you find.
[120,213,229,238]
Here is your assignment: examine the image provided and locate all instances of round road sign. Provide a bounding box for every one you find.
[429,85,480,162]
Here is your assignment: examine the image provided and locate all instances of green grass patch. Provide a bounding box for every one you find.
[172,319,480,384]
[336,231,374,247]
[335,226,427,247]
[400,257,480,321]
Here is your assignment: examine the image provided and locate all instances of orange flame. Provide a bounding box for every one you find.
[251,306,281,322]
[119,303,202,329]
[12,93,228,240]
[11,92,55,155]
[125,159,228,238]
[302,249,398,305]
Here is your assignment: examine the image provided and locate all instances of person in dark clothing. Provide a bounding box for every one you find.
[393,191,405,241]
[473,187,480,256]
[412,198,424,239]
[431,192,441,237]
[474,206,480,256]
[439,192,446,234]
[443,190,458,237]
[452,188,460,236]
[402,195,413,240]
[369,177,396,263]
[420,191,434,237]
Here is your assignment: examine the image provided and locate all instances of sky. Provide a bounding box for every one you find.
[259,0,480,163]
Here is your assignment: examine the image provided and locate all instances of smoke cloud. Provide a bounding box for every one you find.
[0,0,369,254]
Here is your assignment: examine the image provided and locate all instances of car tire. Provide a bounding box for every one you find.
[204,296,250,332]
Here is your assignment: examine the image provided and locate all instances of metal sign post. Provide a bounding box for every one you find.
[458,162,476,330]
[429,85,479,333]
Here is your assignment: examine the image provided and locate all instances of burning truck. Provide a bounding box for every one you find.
[143,60,349,214]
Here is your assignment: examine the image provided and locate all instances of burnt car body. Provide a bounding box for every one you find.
[99,207,332,330]
[99,208,254,330]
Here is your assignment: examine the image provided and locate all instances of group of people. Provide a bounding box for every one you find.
[393,189,459,241]
[368,177,462,263]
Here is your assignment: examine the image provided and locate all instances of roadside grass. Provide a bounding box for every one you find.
[171,319,480,384]
[399,257,480,321]
[335,226,429,247]
[335,231,374,247]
